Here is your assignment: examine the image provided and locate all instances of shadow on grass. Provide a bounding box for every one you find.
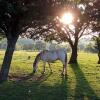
[8,73,34,82]
[0,73,68,100]
[70,63,100,100]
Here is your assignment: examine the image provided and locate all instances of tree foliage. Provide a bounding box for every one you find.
[0,0,69,82]
[29,0,100,63]
[0,0,100,82]
[92,33,100,64]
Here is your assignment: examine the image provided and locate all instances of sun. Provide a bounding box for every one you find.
[60,12,73,25]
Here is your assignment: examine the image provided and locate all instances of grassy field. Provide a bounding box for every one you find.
[0,51,100,100]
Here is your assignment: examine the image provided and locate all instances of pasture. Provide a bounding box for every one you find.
[0,51,100,100]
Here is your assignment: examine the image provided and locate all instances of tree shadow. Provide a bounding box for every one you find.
[60,75,68,100]
[33,73,69,100]
[0,73,69,100]
[34,72,53,82]
[8,73,35,82]
[31,75,69,100]
[70,63,100,100]
[35,72,69,100]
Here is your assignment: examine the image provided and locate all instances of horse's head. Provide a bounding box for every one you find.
[33,59,37,74]
[33,53,41,74]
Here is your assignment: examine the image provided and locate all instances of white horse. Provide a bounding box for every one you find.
[33,49,67,75]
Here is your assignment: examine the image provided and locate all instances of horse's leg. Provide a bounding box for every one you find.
[48,63,52,72]
[41,62,46,74]
[61,64,65,75]
[61,59,67,76]
[63,53,67,76]
[64,63,67,75]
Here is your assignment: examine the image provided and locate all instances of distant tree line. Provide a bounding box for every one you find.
[0,38,70,51]
[0,38,98,53]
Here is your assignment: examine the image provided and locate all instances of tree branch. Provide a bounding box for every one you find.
[78,24,88,39]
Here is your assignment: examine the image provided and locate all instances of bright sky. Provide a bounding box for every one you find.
[60,12,74,25]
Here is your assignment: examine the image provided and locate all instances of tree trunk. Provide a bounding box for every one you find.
[97,33,100,64]
[98,53,100,64]
[97,41,100,64]
[0,37,18,83]
[69,42,78,64]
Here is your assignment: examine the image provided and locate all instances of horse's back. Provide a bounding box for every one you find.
[39,49,67,62]
[41,50,58,62]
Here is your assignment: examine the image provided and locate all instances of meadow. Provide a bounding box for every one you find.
[0,51,100,100]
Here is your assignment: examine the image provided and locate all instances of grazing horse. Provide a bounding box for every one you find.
[33,49,67,75]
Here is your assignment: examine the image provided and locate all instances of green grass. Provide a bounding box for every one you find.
[0,51,100,100]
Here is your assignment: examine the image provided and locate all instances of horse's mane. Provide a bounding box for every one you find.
[33,50,48,67]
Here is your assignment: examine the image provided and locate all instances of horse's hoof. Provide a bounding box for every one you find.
[41,72,45,74]
[61,73,64,76]
[61,73,67,76]
[31,73,35,76]
[51,72,53,74]
[50,71,53,73]
[33,70,36,74]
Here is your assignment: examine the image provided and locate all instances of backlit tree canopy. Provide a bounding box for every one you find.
[0,0,100,82]
[26,0,100,63]
[0,0,70,82]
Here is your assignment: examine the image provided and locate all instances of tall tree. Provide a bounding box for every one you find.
[0,0,68,82]
[59,0,100,63]
[0,0,21,82]
[31,0,100,63]
[96,34,100,64]
[89,0,100,64]
[92,33,100,64]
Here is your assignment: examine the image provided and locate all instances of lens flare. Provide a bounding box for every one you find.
[60,12,73,25]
